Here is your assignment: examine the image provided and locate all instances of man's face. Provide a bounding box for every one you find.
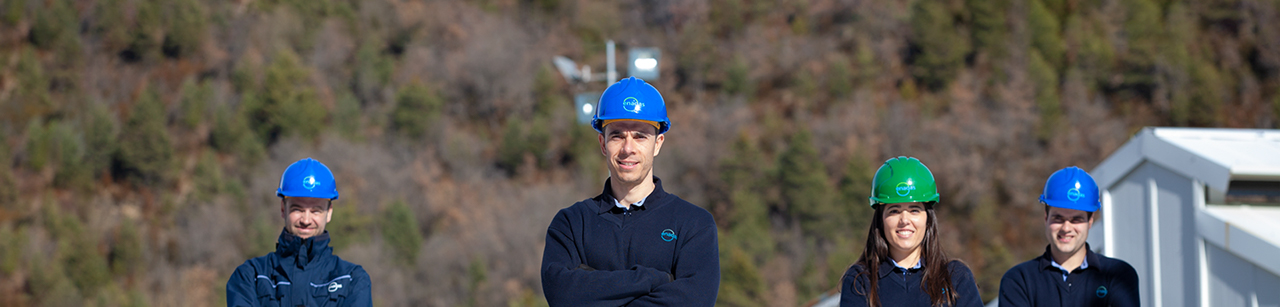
[881,202,928,258]
[281,197,332,239]
[1045,206,1093,256]
[599,121,664,187]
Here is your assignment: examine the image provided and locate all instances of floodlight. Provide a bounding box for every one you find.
[574,92,601,125]
[552,56,581,83]
[635,58,657,70]
[628,47,661,81]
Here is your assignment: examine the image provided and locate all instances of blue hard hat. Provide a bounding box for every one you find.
[276,158,339,200]
[1040,166,1100,212]
[592,77,670,134]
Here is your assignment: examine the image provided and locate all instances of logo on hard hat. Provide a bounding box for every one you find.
[622,97,643,113]
[895,181,916,197]
[661,229,677,242]
[1064,181,1085,202]
[1067,188,1083,202]
[303,175,319,190]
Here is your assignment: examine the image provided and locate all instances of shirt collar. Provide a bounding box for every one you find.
[614,197,646,209]
[1050,256,1089,272]
[1039,243,1098,273]
[596,177,667,214]
[877,258,923,278]
[892,259,922,270]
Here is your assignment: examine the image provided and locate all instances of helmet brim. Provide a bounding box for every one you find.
[1039,196,1098,212]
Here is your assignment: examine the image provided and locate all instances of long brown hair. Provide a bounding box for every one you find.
[852,202,958,306]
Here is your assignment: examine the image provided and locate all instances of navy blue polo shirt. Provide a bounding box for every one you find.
[998,244,1139,307]
[541,177,720,307]
[840,259,984,307]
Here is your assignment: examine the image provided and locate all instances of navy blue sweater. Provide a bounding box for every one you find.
[840,260,984,307]
[999,245,1139,307]
[227,230,372,307]
[541,177,720,307]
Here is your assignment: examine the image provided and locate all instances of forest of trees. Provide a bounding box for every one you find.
[0,0,1278,306]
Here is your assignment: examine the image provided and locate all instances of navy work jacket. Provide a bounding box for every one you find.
[840,259,984,307]
[227,230,371,307]
[999,244,1139,307]
[541,177,720,306]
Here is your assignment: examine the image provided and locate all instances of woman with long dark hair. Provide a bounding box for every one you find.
[839,157,983,307]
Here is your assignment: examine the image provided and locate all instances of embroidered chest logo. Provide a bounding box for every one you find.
[1096,285,1108,298]
[661,229,677,242]
[328,282,343,292]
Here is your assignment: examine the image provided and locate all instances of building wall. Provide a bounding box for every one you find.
[1107,165,1151,305]
[1206,242,1280,307]
[1259,264,1280,307]
[1107,162,1202,307]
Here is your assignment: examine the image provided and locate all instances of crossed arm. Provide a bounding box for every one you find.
[539,213,719,306]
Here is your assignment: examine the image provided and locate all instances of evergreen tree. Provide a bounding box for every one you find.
[162,0,207,58]
[209,104,266,164]
[909,0,971,91]
[243,50,326,144]
[48,120,89,190]
[382,201,423,266]
[720,133,774,258]
[115,87,174,187]
[1030,50,1063,142]
[1120,0,1163,91]
[717,247,769,306]
[778,129,841,240]
[84,103,119,179]
[391,83,443,139]
[838,153,876,242]
[1028,0,1066,69]
[110,221,144,277]
[967,0,1009,58]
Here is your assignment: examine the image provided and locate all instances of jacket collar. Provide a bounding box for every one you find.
[595,177,668,214]
[276,228,333,268]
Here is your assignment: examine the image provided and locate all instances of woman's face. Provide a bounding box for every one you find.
[881,202,928,260]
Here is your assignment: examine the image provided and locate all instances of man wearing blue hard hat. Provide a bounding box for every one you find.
[540,77,720,306]
[226,158,372,307]
[999,167,1138,307]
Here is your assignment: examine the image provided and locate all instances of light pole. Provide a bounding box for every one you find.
[554,40,660,125]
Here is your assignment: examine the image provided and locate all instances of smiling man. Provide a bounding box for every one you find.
[540,77,720,306]
[999,166,1139,307]
[226,158,371,307]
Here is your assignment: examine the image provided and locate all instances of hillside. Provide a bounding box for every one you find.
[0,0,1278,306]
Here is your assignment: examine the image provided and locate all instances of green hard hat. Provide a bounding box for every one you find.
[869,156,940,206]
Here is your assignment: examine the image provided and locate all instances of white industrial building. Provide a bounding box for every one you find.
[1088,127,1280,307]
